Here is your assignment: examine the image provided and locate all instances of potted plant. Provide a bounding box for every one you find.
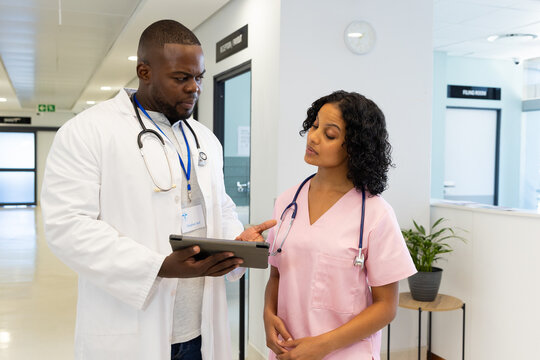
[402,218,465,301]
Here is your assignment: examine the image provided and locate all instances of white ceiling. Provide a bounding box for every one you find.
[1,0,540,113]
[0,0,229,113]
[434,0,540,60]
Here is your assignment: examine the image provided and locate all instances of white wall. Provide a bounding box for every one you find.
[431,203,540,359]
[277,0,433,227]
[197,0,433,356]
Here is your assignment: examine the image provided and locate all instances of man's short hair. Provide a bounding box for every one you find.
[138,19,201,62]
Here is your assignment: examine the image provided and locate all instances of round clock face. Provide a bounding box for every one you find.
[344,21,376,55]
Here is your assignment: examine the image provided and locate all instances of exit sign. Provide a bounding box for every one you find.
[38,104,56,112]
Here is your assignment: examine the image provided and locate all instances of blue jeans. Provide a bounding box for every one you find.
[171,335,202,360]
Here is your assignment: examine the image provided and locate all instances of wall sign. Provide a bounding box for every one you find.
[38,104,56,112]
[448,85,501,100]
[216,25,248,63]
[0,116,31,124]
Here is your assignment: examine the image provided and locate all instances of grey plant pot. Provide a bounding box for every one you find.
[408,267,443,302]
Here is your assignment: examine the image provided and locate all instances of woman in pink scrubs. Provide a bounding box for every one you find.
[264,91,416,360]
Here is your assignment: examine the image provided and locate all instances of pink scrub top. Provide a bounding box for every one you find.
[268,179,416,360]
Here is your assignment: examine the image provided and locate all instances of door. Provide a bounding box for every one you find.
[214,61,251,360]
[443,107,500,205]
[520,110,540,211]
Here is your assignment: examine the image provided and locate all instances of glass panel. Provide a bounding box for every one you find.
[0,132,35,169]
[0,171,35,204]
[223,70,251,360]
[520,111,540,211]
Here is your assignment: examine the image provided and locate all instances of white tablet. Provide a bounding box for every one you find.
[169,234,270,269]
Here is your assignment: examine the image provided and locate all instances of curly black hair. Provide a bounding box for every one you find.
[300,90,393,195]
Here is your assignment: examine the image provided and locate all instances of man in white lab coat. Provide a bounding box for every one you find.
[41,19,273,360]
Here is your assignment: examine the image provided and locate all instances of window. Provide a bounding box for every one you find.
[0,131,36,205]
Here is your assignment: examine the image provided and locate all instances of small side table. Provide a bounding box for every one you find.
[386,292,465,360]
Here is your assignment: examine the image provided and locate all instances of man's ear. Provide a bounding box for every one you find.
[137,62,151,83]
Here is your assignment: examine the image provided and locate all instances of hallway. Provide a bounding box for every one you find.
[0,207,77,359]
[0,207,247,359]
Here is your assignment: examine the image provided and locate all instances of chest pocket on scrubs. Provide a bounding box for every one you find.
[311,253,365,314]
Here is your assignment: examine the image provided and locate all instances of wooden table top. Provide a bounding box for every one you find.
[398,292,464,312]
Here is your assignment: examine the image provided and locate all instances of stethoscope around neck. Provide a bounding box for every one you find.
[131,93,208,193]
[270,174,367,269]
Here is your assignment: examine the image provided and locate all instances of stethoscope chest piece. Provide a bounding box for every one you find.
[198,151,207,167]
[353,251,365,269]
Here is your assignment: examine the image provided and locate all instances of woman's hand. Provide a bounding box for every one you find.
[264,312,293,356]
[235,219,277,242]
[277,336,331,360]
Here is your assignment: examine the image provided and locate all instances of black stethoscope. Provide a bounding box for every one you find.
[269,174,367,269]
[131,93,207,196]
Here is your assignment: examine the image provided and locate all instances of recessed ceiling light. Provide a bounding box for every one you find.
[0,98,6,102]
[100,86,112,91]
[128,56,137,61]
[487,33,537,43]
[86,101,96,105]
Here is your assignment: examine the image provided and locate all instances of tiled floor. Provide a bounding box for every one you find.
[0,207,244,360]
[0,207,77,360]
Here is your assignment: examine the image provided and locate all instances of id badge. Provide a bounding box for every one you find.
[181,204,206,233]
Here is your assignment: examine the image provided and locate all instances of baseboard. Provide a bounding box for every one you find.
[428,351,445,360]
[381,346,429,360]
[247,343,266,360]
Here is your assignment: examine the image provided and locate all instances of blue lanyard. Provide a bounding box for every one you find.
[133,95,192,196]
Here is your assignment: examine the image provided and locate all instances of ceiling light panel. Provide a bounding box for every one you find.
[0,1,140,111]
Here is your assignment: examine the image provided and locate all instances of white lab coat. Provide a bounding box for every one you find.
[41,89,245,360]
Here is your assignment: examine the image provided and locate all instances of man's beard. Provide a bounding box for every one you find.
[154,94,195,124]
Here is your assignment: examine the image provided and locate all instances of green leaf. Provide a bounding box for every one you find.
[401,217,466,271]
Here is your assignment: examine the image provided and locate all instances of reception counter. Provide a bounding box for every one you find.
[428,201,540,359]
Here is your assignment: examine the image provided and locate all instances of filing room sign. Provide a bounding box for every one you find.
[216,25,248,62]
[447,85,501,100]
